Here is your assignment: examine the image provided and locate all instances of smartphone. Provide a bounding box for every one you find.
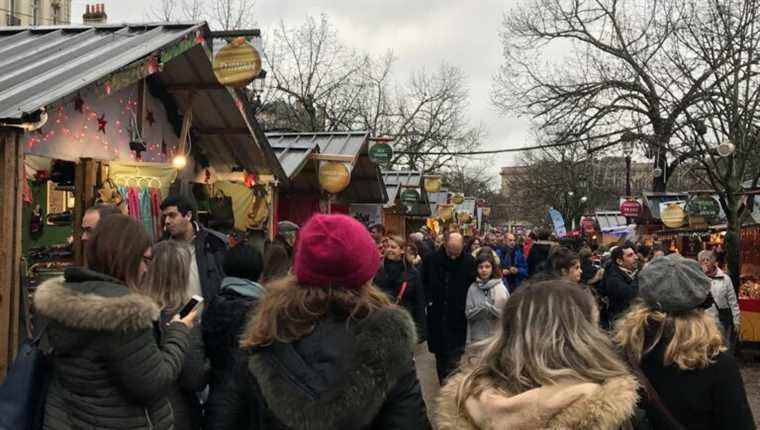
[177,295,204,318]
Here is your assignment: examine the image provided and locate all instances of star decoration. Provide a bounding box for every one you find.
[74,96,84,113]
[97,114,107,134]
[146,110,155,126]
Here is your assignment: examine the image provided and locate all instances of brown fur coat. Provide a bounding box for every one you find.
[435,371,639,430]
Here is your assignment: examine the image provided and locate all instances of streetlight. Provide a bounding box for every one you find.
[622,139,634,197]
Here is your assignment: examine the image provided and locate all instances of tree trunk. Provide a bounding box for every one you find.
[724,192,742,293]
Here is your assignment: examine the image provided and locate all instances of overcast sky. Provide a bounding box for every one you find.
[71,0,531,182]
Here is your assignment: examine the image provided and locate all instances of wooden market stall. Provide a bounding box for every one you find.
[266,131,387,230]
[381,170,431,238]
[0,22,284,379]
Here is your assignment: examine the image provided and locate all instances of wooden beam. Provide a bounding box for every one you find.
[0,129,23,380]
[197,127,249,135]
[73,158,97,265]
[136,79,146,136]
[166,83,226,92]
[311,154,356,163]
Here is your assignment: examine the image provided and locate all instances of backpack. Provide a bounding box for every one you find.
[0,324,52,430]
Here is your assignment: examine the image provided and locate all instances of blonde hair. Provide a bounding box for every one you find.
[241,275,391,348]
[138,240,191,313]
[457,281,632,408]
[614,302,725,370]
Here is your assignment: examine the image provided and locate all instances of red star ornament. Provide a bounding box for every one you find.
[97,114,108,134]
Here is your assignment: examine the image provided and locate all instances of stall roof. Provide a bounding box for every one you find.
[596,211,628,232]
[264,131,387,204]
[0,22,285,181]
[382,170,424,207]
[267,138,318,179]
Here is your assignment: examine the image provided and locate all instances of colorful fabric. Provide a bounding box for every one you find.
[150,188,162,240]
[140,188,154,241]
[126,187,141,221]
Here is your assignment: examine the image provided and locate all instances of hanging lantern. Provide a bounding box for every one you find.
[620,199,642,218]
[424,175,442,193]
[661,203,687,228]
[318,162,351,194]
[437,204,454,221]
[452,193,465,205]
[717,139,736,157]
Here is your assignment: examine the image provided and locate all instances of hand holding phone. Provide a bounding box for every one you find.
[172,295,203,328]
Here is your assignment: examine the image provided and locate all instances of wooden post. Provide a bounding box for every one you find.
[0,129,23,380]
[73,158,98,265]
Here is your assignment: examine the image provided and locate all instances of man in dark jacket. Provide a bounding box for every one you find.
[421,232,477,383]
[599,245,639,328]
[262,220,299,282]
[161,195,228,301]
[495,233,528,293]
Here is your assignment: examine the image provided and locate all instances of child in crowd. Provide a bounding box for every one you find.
[465,248,509,345]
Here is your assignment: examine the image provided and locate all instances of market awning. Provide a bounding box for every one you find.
[0,23,285,181]
[265,131,387,204]
[381,170,430,216]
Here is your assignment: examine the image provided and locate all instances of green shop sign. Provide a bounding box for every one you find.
[369,142,393,164]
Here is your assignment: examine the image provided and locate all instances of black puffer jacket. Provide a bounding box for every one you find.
[599,263,638,327]
[205,306,431,430]
[374,259,426,341]
[33,268,191,430]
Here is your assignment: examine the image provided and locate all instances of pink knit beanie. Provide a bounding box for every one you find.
[293,214,380,289]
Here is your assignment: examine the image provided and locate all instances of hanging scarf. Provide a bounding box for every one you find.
[140,188,154,241]
[150,188,162,240]
[126,187,141,220]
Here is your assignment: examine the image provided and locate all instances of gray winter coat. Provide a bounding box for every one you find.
[34,268,191,430]
[465,278,509,344]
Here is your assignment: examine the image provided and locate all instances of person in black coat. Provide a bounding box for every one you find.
[161,195,228,301]
[526,230,555,277]
[615,254,755,430]
[33,215,198,430]
[421,232,477,383]
[203,244,266,404]
[598,245,639,328]
[205,214,430,430]
[374,235,426,341]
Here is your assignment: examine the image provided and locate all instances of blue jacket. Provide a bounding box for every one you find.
[495,246,528,291]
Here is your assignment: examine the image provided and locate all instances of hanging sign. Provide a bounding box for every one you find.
[213,37,263,88]
[369,142,393,165]
[482,207,492,217]
[437,204,454,221]
[424,175,442,193]
[581,217,596,233]
[452,193,465,205]
[620,199,642,218]
[400,188,420,204]
[687,195,721,219]
[661,202,687,228]
[548,207,567,238]
[318,162,351,194]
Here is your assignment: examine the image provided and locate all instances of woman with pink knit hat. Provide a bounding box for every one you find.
[205,214,431,430]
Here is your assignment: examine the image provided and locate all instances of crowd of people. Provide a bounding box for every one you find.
[24,198,757,429]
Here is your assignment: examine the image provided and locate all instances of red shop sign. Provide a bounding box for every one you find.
[620,199,642,218]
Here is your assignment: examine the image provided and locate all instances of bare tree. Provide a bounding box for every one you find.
[667,0,760,287]
[146,0,255,29]
[493,0,730,192]
[148,0,178,22]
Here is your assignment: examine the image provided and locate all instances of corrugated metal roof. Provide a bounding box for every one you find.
[382,170,423,187]
[265,131,387,203]
[595,211,628,231]
[0,22,285,180]
[267,138,317,179]
[0,23,203,120]
[381,170,429,215]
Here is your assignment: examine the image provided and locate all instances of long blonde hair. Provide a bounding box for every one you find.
[138,240,191,313]
[614,302,725,370]
[457,280,632,408]
[241,275,391,348]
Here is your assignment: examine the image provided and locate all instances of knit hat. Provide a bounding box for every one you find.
[293,214,380,289]
[639,253,711,312]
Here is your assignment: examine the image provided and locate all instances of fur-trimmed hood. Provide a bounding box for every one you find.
[436,371,639,430]
[242,305,418,430]
[34,267,160,332]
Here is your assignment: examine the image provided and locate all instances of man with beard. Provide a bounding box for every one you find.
[421,232,477,383]
[598,245,639,329]
[496,233,528,293]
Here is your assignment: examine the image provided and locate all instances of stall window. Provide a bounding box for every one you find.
[46,181,75,224]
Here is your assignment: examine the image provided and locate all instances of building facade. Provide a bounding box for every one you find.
[4,0,71,26]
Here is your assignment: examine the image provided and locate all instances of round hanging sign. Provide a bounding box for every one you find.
[661,203,686,228]
[620,199,642,218]
[213,37,263,88]
[424,175,442,193]
[369,142,393,165]
[400,188,420,204]
[687,195,720,219]
[452,193,465,205]
[437,204,454,221]
[318,162,351,194]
